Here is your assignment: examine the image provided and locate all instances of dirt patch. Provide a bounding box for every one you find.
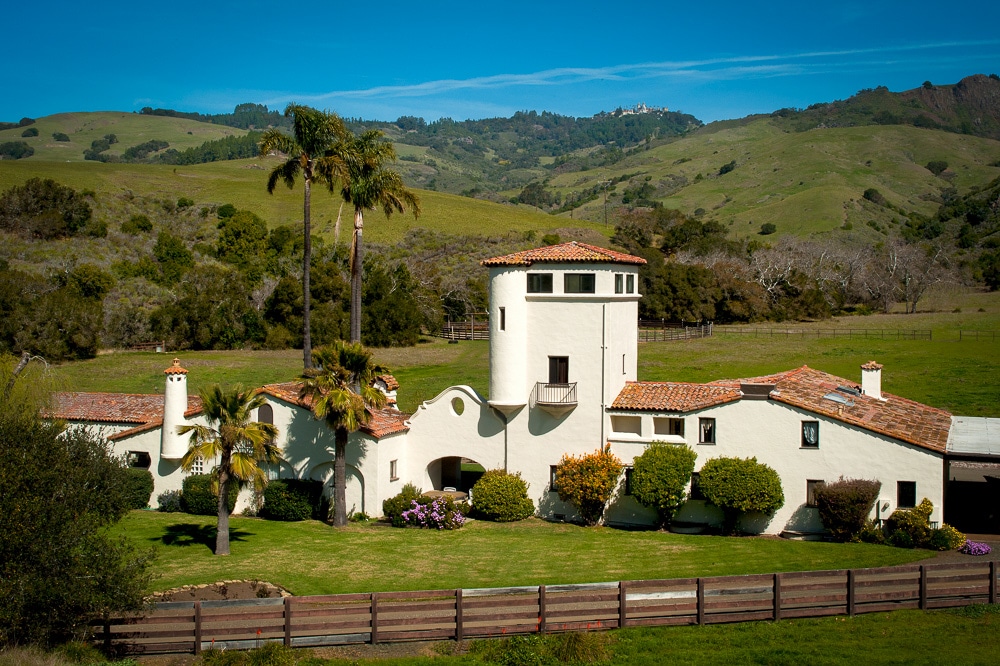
[150,580,290,603]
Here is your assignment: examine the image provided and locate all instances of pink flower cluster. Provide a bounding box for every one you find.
[401,498,465,530]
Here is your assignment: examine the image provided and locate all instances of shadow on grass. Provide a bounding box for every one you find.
[154,523,254,552]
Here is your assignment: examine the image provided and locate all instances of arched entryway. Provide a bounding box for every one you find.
[309,462,365,517]
[425,457,486,493]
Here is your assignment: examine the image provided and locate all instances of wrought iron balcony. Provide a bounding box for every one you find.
[533,382,578,416]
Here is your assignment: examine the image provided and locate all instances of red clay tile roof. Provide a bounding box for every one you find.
[377,374,400,391]
[164,358,188,375]
[481,241,646,267]
[611,382,743,412]
[258,382,410,439]
[861,360,883,370]
[49,392,202,424]
[613,365,952,453]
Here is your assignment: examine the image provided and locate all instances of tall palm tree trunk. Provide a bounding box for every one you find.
[302,174,313,371]
[333,426,349,527]
[215,466,231,556]
[349,209,364,344]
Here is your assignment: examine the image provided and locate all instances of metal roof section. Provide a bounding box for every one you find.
[948,416,1000,457]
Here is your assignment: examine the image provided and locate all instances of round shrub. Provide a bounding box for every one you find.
[261,479,324,521]
[123,468,154,509]
[21,127,39,138]
[885,498,934,548]
[698,456,784,534]
[157,489,182,512]
[471,469,535,522]
[929,524,966,551]
[383,483,423,527]
[630,442,697,529]
[814,477,881,542]
[180,473,238,516]
[555,447,623,526]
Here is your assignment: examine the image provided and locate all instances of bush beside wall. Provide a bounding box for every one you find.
[471,470,535,522]
[180,474,238,516]
[260,479,324,521]
[123,468,155,509]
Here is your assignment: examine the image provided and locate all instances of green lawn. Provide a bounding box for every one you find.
[124,512,931,596]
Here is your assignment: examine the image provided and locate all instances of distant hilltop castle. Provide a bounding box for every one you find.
[597,103,669,118]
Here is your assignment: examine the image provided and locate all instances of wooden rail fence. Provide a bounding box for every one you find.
[715,327,932,340]
[638,323,713,342]
[93,561,997,655]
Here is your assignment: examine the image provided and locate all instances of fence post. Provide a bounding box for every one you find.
[847,570,855,617]
[919,566,927,610]
[455,589,464,641]
[990,561,997,605]
[697,578,705,625]
[194,601,202,655]
[539,584,547,633]
[773,573,782,621]
[284,597,291,648]
[619,581,627,629]
[371,592,379,644]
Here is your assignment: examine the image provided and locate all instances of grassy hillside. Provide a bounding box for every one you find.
[0,111,245,162]
[547,120,1000,235]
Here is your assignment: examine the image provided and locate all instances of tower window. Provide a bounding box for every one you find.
[615,274,624,294]
[499,307,505,331]
[564,273,595,293]
[527,273,553,293]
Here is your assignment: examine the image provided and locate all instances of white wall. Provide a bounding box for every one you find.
[606,399,944,533]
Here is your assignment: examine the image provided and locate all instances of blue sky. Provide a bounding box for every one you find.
[4,1,998,123]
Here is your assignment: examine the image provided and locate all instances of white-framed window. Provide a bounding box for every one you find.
[801,421,819,448]
[564,273,595,294]
[615,274,624,294]
[699,418,716,444]
[626,274,635,294]
[806,480,825,507]
[527,273,553,293]
[389,459,398,482]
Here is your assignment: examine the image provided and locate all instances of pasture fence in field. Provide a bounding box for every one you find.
[715,327,933,340]
[93,560,998,655]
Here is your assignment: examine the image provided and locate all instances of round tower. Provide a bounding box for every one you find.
[160,358,189,460]
[487,267,529,415]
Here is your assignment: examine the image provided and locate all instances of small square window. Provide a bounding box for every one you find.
[806,480,825,507]
[690,472,706,500]
[550,465,559,493]
[189,455,204,475]
[801,421,819,448]
[127,451,151,469]
[626,274,635,294]
[527,273,553,293]
[564,273,595,293]
[615,274,624,294]
[699,418,716,444]
[897,481,916,508]
[389,459,398,482]
[624,467,634,496]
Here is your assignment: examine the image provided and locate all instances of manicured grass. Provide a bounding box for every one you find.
[124,512,931,596]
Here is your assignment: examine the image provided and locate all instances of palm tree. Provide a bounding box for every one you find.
[179,385,280,555]
[300,342,387,527]
[259,104,348,370]
[324,130,419,343]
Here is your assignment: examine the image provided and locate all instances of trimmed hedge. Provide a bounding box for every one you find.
[814,477,881,542]
[123,468,154,509]
[180,474,238,516]
[471,470,535,522]
[261,479,324,521]
[698,456,784,534]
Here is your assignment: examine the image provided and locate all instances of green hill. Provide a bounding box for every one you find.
[0,111,246,162]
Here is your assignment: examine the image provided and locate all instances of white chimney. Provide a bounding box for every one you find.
[860,361,885,401]
[160,358,190,460]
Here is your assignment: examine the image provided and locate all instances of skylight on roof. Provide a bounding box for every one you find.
[823,392,855,406]
[836,385,861,397]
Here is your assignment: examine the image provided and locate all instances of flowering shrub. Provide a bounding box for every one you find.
[959,540,993,556]
[929,524,966,551]
[555,447,623,526]
[400,498,465,530]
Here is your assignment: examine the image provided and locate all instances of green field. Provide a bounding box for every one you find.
[51,290,1000,416]
[123,512,929,596]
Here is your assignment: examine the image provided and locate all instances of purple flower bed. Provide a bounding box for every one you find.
[959,540,992,556]
[401,498,465,530]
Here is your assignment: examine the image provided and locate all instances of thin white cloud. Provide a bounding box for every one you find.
[271,40,999,108]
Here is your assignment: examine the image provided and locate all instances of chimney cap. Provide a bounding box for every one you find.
[861,361,883,371]
[164,358,189,375]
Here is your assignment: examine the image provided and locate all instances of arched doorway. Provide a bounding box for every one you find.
[309,462,365,517]
[425,457,486,493]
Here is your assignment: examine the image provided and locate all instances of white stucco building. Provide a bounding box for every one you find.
[51,241,996,534]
